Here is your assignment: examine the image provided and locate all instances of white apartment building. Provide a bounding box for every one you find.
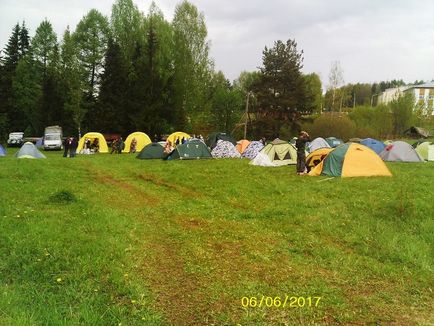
[377,82,434,114]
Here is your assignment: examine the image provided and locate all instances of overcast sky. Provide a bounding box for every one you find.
[1,0,434,87]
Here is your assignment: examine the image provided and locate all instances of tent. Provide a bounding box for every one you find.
[15,142,46,159]
[309,143,391,177]
[260,139,297,166]
[77,132,109,153]
[305,147,333,172]
[249,152,277,167]
[136,143,164,159]
[412,139,426,148]
[242,141,264,159]
[360,138,386,155]
[415,142,434,161]
[167,131,190,145]
[0,144,6,157]
[236,139,251,154]
[348,138,362,143]
[404,126,430,138]
[379,141,424,162]
[326,137,344,148]
[123,132,151,153]
[211,140,241,158]
[167,139,212,160]
[308,137,330,153]
[206,132,236,149]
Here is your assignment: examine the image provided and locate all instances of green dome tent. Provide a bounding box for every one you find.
[259,139,297,166]
[167,139,212,160]
[136,143,164,159]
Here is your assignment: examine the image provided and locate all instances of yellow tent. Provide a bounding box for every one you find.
[309,143,391,177]
[122,132,151,153]
[306,147,333,172]
[167,131,190,145]
[77,132,109,153]
[236,139,251,154]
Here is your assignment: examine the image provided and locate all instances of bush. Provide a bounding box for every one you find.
[49,190,77,204]
[348,105,393,139]
[302,113,356,141]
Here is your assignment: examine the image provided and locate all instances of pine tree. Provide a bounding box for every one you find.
[18,21,30,57]
[1,23,25,133]
[97,38,129,133]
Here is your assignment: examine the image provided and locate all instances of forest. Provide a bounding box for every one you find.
[0,0,429,141]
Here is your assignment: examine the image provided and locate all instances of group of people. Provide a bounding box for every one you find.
[63,137,78,158]
[110,137,125,154]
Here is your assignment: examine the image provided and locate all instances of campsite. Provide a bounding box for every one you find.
[0,139,433,325]
[1,0,434,324]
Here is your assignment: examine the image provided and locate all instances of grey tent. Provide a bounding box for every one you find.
[307,137,330,153]
[379,141,423,162]
[15,142,46,159]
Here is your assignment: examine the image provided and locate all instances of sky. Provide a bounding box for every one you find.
[1,0,434,87]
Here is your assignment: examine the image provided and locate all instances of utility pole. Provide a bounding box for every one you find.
[244,92,252,139]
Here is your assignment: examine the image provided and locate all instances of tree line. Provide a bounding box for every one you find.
[0,0,246,139]
[1,0,428,142]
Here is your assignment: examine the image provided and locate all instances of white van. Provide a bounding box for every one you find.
[43,126,63,150]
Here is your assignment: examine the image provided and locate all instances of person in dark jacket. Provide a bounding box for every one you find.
[63,138,70,157]
[295,131,310,175]
[70,138,78,158]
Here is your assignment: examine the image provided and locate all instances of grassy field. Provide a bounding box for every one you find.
[0,149,433,325]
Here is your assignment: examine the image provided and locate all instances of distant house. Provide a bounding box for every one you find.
[377,82,434,114]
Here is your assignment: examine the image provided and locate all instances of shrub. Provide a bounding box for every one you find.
[302,113,356,141]
[49,190,77,204]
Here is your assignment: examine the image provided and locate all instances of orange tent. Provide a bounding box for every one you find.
[236,139,251,154]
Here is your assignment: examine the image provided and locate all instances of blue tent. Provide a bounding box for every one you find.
[0,144,6,156]
[360,138,386,155]
[325,137,344,148]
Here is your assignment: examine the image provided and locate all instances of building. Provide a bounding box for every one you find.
[377,82,434,114]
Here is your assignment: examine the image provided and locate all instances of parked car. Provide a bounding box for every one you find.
[7,132,24,147]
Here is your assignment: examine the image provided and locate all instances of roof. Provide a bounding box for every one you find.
[406,82,434,89]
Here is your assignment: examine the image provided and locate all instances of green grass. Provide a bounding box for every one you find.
[0,150,433,325]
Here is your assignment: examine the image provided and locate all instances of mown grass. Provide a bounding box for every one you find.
[0,149,433,325]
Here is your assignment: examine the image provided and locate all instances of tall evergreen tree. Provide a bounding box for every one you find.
[1,24,25,133]
[252,39,306,138]
[18,21,30,57]
[97,38,128,134]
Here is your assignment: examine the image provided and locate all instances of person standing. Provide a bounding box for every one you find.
[63,137,70,157]
[117,137,124,154]
[295,131,310,175]
[130,138,137,153]
[70,138,78,158]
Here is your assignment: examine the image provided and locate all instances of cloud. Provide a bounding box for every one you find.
[1,0,434,85]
